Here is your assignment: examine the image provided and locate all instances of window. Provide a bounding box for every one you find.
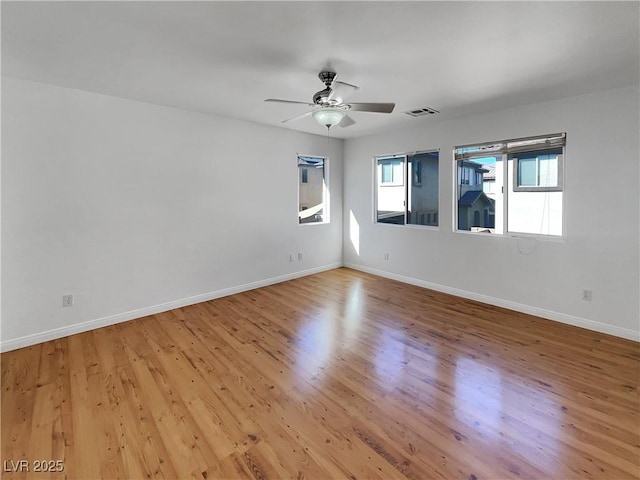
[379,159,404,185]
[513,150,563,191]
[375,151,439,226]
[454,133,565,236]
[298,155,327,224]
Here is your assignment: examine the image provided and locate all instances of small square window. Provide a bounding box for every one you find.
[379,159,404,186]
[513,150,563,192]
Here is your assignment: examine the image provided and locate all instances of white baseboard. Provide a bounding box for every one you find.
[0,263,342,352]
[4,261,636,352]
[344,263,640,342]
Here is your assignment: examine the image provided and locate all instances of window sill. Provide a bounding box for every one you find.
[374,222,439,231]
[453,229,565,242]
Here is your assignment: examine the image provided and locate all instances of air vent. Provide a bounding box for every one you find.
[405,107,440,117]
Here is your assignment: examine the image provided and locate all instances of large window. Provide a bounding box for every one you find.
[454,133,565,236]
[375,151,439,226]
[298,155,327,224]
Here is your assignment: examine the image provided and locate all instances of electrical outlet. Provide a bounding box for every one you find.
[289,253,295,262]
[62,294,74,307]
[384,253,389,261]
[297,252,303,261]
[581,289,592,301]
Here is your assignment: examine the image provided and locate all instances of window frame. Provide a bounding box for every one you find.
[374,149,439,228]
[512,151,564,192]
[378,158,405,187]
[297,154,329,225]
[453,133,566,238]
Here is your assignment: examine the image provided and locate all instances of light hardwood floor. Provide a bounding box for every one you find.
[2,268,639,479]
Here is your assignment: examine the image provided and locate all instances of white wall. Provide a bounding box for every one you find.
[3,79,638,350]
[1,77,343,350]
[343,86,640,340]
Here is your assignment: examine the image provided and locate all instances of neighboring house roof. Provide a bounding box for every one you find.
[377,211,404,220]
[460,160,489,173]
[459,190,494,207]
[482,165,496,180]
[299,157,323,166]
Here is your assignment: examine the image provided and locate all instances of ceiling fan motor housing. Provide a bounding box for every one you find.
[318,70,336,86]
[313,87,332,105]
[314,71,337,105]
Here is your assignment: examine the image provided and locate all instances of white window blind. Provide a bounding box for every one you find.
[455,133,566,160]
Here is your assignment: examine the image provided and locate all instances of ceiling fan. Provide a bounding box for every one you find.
[265,70,395,130]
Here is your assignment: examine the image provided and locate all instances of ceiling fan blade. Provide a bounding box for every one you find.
[281,110,314,124]
[327,80,359,103]
[265,99,316,107]
[348,102,395,113]
[339,114,356,128]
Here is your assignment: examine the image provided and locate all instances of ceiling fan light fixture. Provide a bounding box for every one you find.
[266,70,394,130]
[312,107,346,129]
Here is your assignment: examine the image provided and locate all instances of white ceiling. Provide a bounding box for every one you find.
[2,1,639,139]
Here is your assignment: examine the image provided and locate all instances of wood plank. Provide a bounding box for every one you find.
[2,268,639,479]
